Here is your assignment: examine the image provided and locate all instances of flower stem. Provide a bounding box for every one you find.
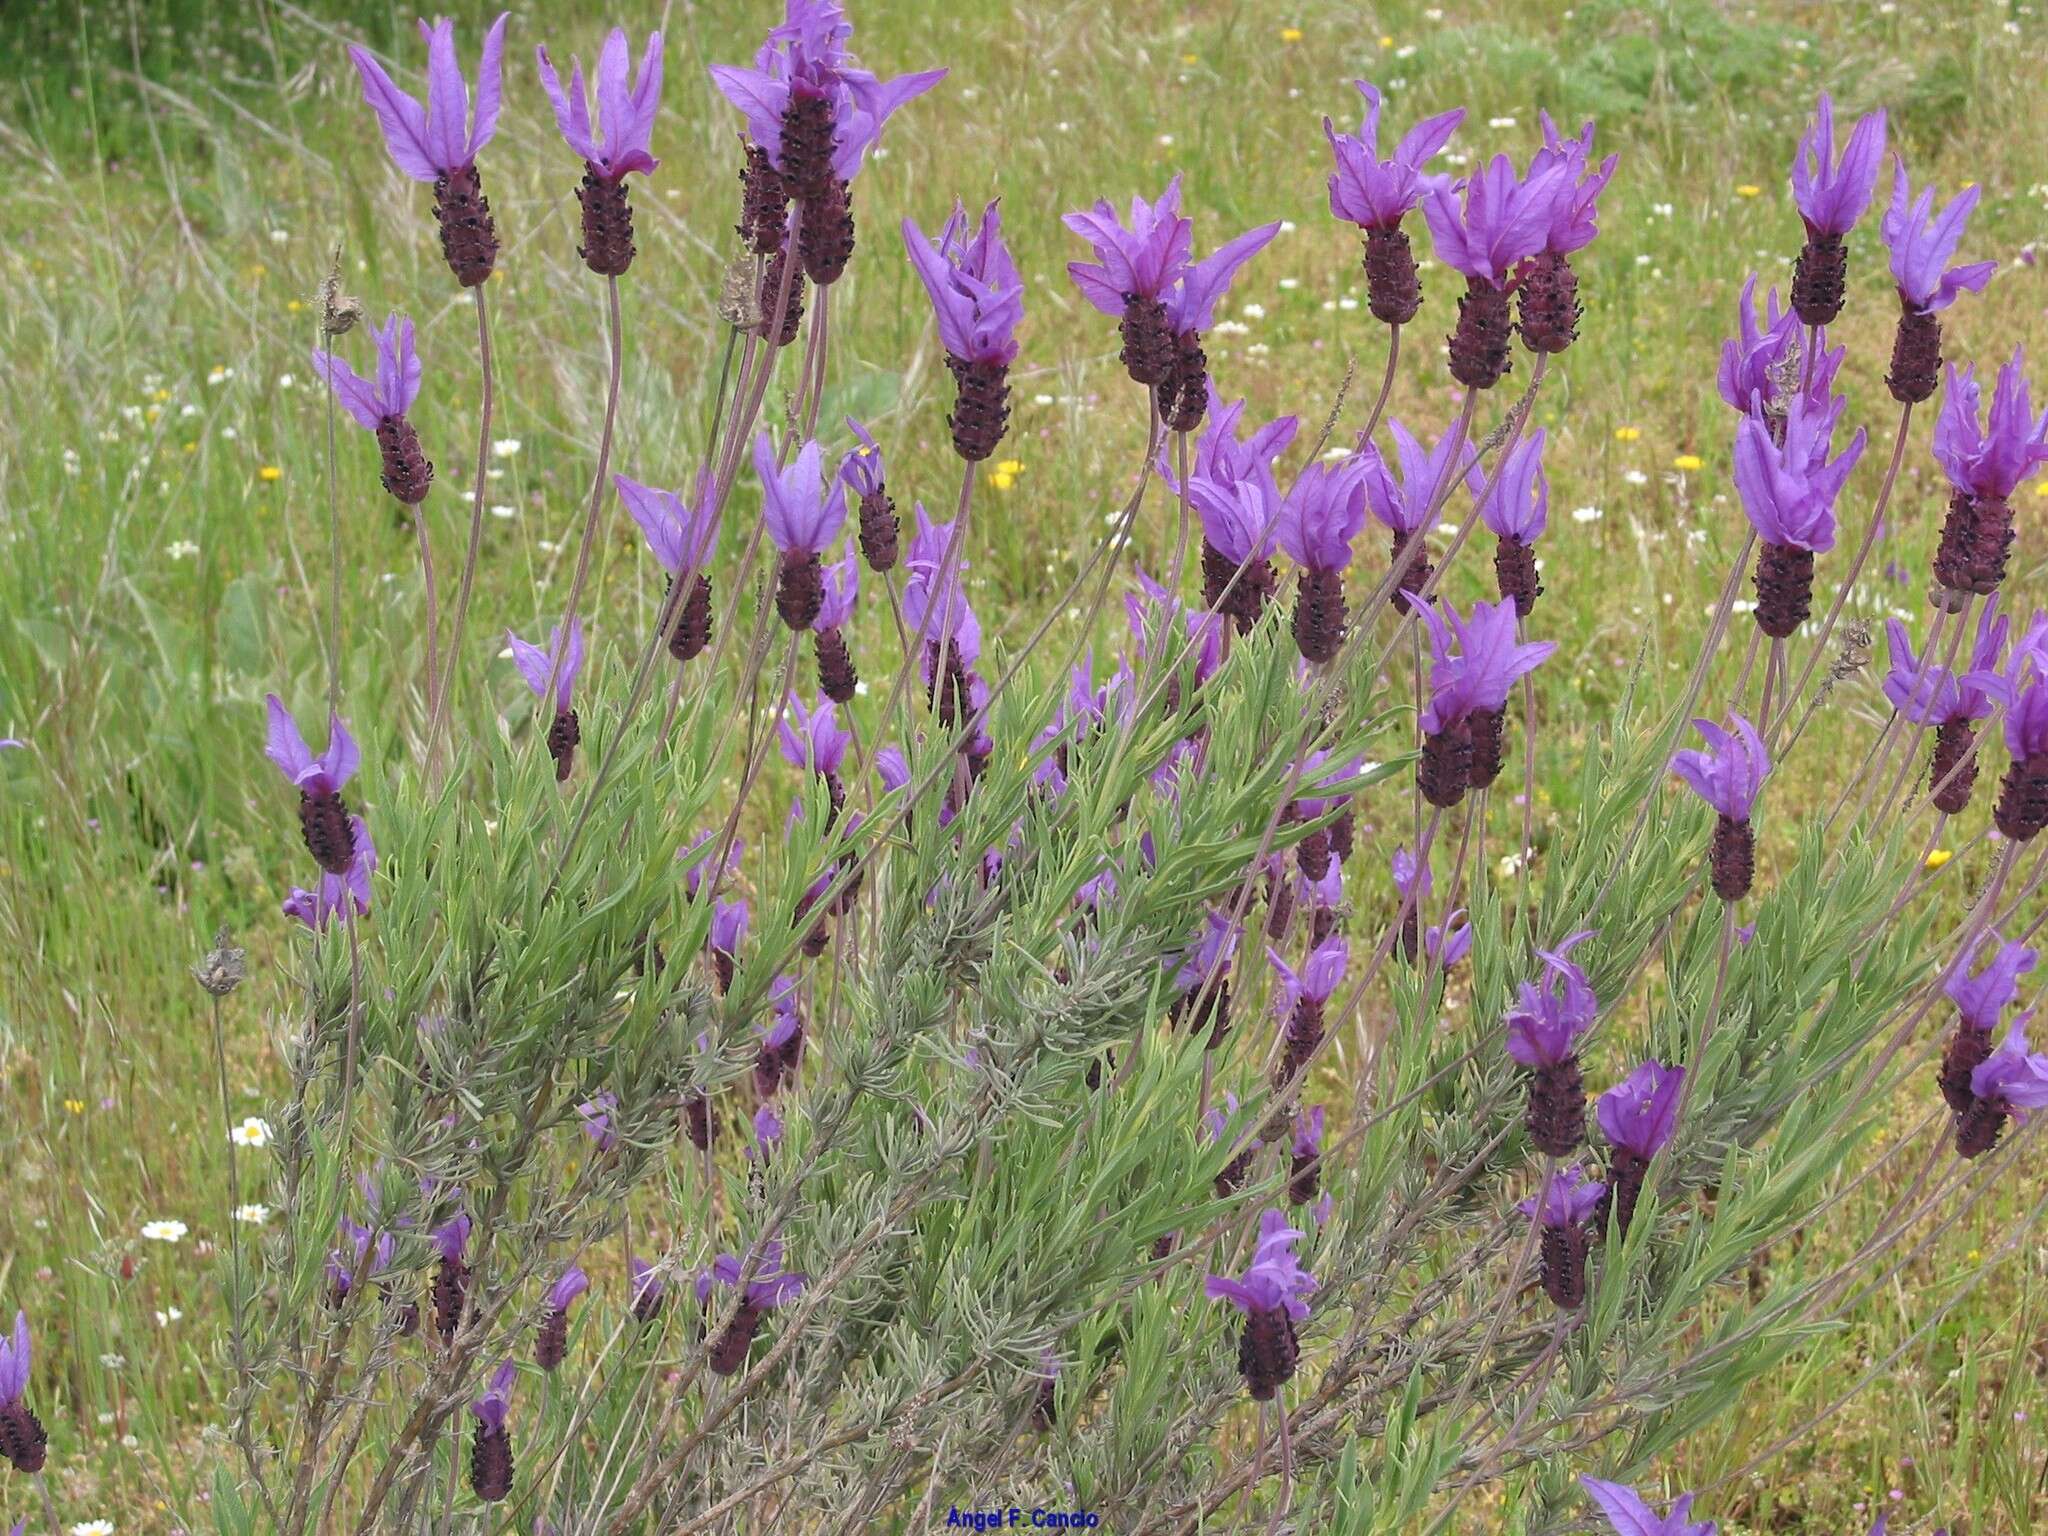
[426,283,496,782]
[542,274,626,713]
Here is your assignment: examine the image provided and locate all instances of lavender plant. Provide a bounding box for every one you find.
[70,8,2042,1534]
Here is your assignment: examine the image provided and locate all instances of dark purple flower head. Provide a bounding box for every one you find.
[751,1103,785,1156]
[1971,1016,2048,1111]
[265,694,360,797]
[432,1212,472,1264]
[1790,93,1886,237]
[311,312,422,431]
[469,1362,515,1431]
[711,897,750,957]
[1504,929,1598,1067]
[615,470,719,575]
[709,3,943,184]
[1733,392,1866,553]
[1530,113,1619,255]
[2000,652,2048,761]
[349,13,509,183]
[1412,596,1557,731]
[1518,1163,1606,1227]
[1670,713,1768,820]
[1480,428,1548,542]
[1268,934,1348,1012]
[506,617,584,713]
[1204,1207,1317,1320]
[1946,935,2038,1032]
[283,816,376,932]
[755,435,848,556]
[838,418,886,499]
[1186,468,1283,567]
[1716,274,1801,415]
[902,202,1025,365]
[1884,603,2004,724]
[1324,81,1463,231]
[1364,419,1482,536]
[535,29,663,180]
[1933,351,2048,501]
[1579,1476,1718,1536]
[777,693,851,778]
[1427,912,1473,968]
[576,1091,618,1153]
[1292,1106,1325,1159]
[873,744,911,794]
[1172,910,1240,994]
[1597,1060,1685,1160]
[547,1266,591,1312]
[1166,221,1284,333]
[1064,177,1193,310]
[1882,159,1996,314]
[1422,152,1570,285]
[1276,456,1370,571]
[814,549,860,631]
[0,1312,29,1405]
[695,1238,808,1309]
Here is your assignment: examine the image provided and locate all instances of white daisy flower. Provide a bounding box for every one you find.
[140,1219,188,1243]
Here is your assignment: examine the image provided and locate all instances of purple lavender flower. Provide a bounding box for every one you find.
[326,1218,395,1305]
[467,1361,515,1501]
[1154,221,1282,431]
[708,897,749,995]
[750,1103,785,1160]
[535,1266,589,1371]
[1597,1060,1684,1235]
[1880,158,1995,404]
[1204,1207,1316,1400]
[1932,350,2048,601]
[431,1211,474,1342]
[628,1255,666,1323]
[1716,275,1802,418]
[811,549,861,703]
[1171,910,1239,1048]
[265,693,363,878]
[1788,93,1886,324]
[778,693,852,829]
[1287,1105,1326,1206]
[535,29,662,275]
[1517,114,1617,353]
[310,311,432,505]
[1948,936,2037,1034]
[1364,418,1481,600]
[1480,427,1547,615]
[680,829,742,901]
[1411,596,1556,805]
[507,617,585,781]
[349,14,509,286]
[755,975,807,1096]
[1671,712,1767,902]
[840,418,899,571]
[614,471,718,663]
[0,1311,46,1474]
[1271,934,1346,1088]
[1579,1476,1718,1536]
[1065,178,1194,386]
[755,434,849,631]
[1506,930,1598,1156]
[1276,456,1370,665]
[1423,152,1569,388]
[1325,81,1464,325]
[1960,1015,2048,1158]
[1735,390,1866,639]
[282,817,375,933]
[1887,603,2005,815]
[697,1238,808,1375]
[1520,1163,1605,1308]
[903,201,1024,461]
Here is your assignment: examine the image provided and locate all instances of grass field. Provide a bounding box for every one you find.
[2,0,2047,1529]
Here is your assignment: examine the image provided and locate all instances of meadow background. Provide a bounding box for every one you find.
[1,0,2046,1529]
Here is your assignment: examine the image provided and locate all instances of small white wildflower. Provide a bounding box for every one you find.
[230,1116,273,1148]
[1622,469,1650,486]
[492,438,522,459]
[1033,393,1055,406]
[207,367,233,385]
[167,541,200,561]
[1277,277,1299,290]
[141,1219,188,1243]
[488,504,516,520]
[1488,115,1517,128]
[1571,505,1603,524]
[1157,133,1175,146]
[1278,219,1298,234]
[276,373,295,389]
[73,1521,117,1536]
[1239,302,1266,319]
[269,229,290,245]
[234,1204,270,1225]
[154,1308,183,1327]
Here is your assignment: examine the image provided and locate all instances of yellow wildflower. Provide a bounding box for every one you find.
[65,1098,86,1115]
[1672,454,1704,471]
[1924,848,1953,870]
[1734,184,1762,199]
[1613,426,1641,443]
[1280,26,1304,42]
[258,465,283,483]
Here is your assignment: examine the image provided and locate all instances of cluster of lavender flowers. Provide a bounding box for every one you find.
[141,4,2036,1529]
